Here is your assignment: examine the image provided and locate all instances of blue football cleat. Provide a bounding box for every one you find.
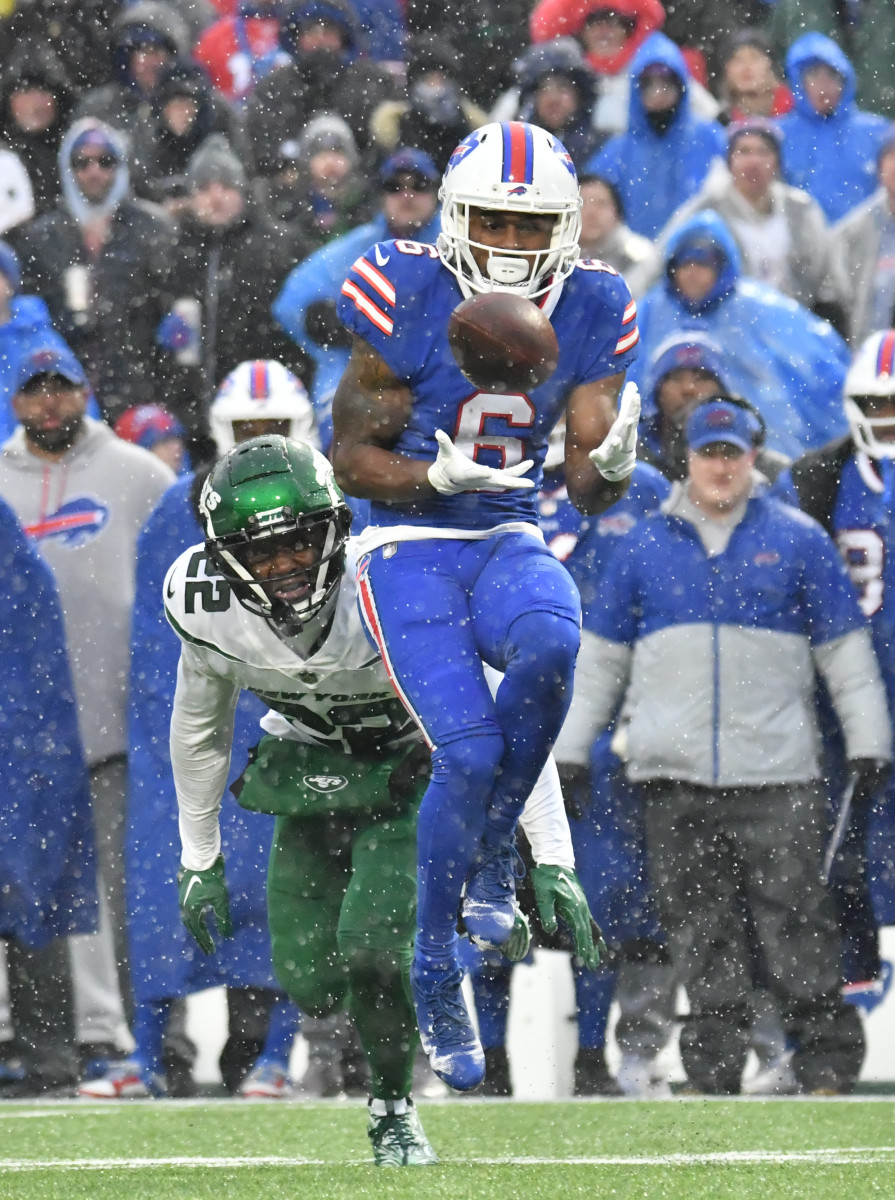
[410,958,484,1092]
[461,838,525,948]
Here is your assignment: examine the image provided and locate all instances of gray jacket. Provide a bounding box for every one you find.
[0,419,173,762]
[830,188,894,347]
[555,483,891,786]
[627,169,848,311]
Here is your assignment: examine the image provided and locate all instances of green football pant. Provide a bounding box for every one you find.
[267,809,418,1100]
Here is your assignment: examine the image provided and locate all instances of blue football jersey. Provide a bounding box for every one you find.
[829,454,895,706]
[337,239,639,532]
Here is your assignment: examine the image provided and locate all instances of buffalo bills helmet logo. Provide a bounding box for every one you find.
[446,131,482,172]
[25,497,110,548]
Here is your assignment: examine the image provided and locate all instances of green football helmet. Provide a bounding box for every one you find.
[200,435,351,632]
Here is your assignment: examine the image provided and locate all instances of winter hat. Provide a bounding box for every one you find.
[379,147,439,186]
[70,124,123,163]
[295,113,359,165]
[0,241,21,293]
[726,118,783,161]
[114,404,185,449]
[187,135,247,192]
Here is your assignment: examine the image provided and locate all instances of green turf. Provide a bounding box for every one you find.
[0,1098,893,1200]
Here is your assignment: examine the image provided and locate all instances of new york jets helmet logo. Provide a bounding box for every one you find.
[303,774,349,793]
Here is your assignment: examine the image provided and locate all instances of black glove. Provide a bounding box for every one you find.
[848,758,892,809]
[557,762,591,822]
[305,300,351,350]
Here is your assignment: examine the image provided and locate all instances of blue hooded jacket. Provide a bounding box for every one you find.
[585,32,725,238]
[0,497,97,948]
[632,210,849,458]
[272,207,441,451]
[126,474,282,1002]
[780,33,889,223]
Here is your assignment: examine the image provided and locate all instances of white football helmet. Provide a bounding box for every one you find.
[437,121,582,300]
[210,360,318,454]
[844,330,895,459]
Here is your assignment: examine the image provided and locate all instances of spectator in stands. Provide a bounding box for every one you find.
[14,118,177,423]
[0,40,75,217]
[114,405,190,476]
[576,173,653,281]
[586,32,725,238]
[193,0,291,107]
[246,0,397,177]
[130,63,249,214]
[502,39,603,168]
[634,120,848,330]
[160,135,306,459]
[268,113,376,250]
[716,29,794,126]
[73,2,191,145]
[830,131,895,349]
[0,496,96,1098]
[661,1,771,91]
[631,209,849,458]
[0,0,114,95]
[557,395,890,1094]
[638,332,789,484]
[370,34,487,171]
[779,32,889,224]
[0,341,174,1081]
[273,147,441,449]
[529,0,665,138]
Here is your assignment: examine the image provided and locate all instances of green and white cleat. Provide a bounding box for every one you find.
[367,1096,439,1167]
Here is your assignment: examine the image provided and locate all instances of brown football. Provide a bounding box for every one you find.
[448,292,559,393]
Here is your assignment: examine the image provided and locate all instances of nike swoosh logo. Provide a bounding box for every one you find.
[374,245,390,267]
[166,577,176,599]
[182,875,202,904]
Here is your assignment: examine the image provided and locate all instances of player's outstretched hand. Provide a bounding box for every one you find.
[532,864,608,971]
[588,382,640,482]
[177,854,233,955]
[428,429,535,495]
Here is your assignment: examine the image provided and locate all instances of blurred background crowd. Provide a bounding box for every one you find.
[2,0,895,1103]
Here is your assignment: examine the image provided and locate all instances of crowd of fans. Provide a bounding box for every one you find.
[2,0,895,1100]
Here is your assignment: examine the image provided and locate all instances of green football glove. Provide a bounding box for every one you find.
[531,864,608,972]
[177,855,233,955]
[499,909,532,963]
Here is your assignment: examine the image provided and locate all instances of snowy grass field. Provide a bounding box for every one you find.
[0,1097,893,1200]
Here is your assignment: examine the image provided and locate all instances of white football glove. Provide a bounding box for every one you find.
[588,381,640,482]
[427,429,535,495]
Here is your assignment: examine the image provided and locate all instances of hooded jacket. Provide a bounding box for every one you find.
[514,38,603,166]
[15,120,178,417]
[632,210,849,458]
[0,40,74,215]
[587,32,725,237]
[530,0,665,76]
[0,419,174,765]
[0,297,72,443]
[779,32,889,223]
[73,2,191,143]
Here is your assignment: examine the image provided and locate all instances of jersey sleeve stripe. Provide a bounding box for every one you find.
[351,256,396,306]
[340,280,394,336]
[614,327,640,355]
[622,300,637,325]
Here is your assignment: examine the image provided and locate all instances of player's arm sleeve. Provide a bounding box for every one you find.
[577,270,640,384]
[170,643,241,871]
[553,628,632,766]
[518,755,575,869]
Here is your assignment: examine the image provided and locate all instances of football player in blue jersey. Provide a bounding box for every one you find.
[331,120,641,1091]
[775,329,895,1012]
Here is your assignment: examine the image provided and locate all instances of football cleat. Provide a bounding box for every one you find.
[462,838,525,948]
[77,1059,167,1099]
[238,1061,294,1099]
[368,1096,439,1167]
[410,958,485,1092]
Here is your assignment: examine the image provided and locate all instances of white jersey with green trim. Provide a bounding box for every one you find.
[165,539,575,873]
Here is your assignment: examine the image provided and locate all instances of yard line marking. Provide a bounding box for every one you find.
[2,1148,895,1171]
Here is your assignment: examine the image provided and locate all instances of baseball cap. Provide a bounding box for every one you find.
[379,147,439,187]
[16,343,87,391]
[686,400,757,454]
[114,404,185,450]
